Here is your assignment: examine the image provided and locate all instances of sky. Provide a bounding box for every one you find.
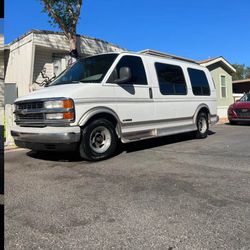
[4,0,250,65]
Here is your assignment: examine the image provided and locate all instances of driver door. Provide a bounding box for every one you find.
[104,55,154,133]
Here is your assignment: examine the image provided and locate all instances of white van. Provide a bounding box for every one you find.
[11,51,218,160]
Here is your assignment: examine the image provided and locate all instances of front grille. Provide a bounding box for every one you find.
[235,109,250,118]
[16,113,44,120]
[17,102,43,110]
[15,101,45,125]
[14,99,74,126]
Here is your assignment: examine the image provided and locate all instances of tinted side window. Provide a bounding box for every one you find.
[188,68,210,96]
[155,63,187,95]
[108,56,147,85]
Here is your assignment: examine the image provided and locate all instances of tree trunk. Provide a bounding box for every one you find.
[68,34,78,64]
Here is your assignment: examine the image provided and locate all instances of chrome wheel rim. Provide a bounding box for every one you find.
[89,126,111,154]
[198,117,207,134]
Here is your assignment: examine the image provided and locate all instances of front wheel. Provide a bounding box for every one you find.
[229,120,237,125]
[196,112,209,139]
[79,119,118,161]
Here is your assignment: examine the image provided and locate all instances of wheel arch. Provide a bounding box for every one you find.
[78,107,122,138]
[193,104,211,124]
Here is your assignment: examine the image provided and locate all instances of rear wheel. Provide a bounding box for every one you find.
[196,112,209,139]
[79,119,118,161]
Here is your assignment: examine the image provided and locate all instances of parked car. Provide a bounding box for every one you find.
[228,93,250,125]
[11,52,218,161]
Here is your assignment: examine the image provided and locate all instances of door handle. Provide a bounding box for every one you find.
[149,87,153,99]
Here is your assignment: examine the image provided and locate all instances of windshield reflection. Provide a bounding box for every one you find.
[240,93,250,102]
[49,53,118,86]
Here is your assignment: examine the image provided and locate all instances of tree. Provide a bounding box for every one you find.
[40,0,83,61]
[232,64,250,80]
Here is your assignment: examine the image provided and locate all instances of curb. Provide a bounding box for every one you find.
[218,118,229,125]
[4,144,18,152]
[5,148,26,153]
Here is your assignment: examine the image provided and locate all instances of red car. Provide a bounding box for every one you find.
[228,93,250,124]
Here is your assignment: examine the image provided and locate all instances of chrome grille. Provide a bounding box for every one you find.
[17,102,43,110]
[15,101,44,125]
[14,99,74,126]
[235,109,250,118]
[16,113,44,120]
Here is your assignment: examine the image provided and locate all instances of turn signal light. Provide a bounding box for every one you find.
[63,99,74,109]
[63,112,74,120]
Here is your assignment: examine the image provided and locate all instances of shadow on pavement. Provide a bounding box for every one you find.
[121,131,215,154]
[26,130,216,162]
[26,150,84,163]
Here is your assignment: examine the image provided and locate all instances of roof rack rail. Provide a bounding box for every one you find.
[139,49,198,64]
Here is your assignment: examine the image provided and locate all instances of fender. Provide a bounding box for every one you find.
[193,104,211,124]
[78,106,122,137]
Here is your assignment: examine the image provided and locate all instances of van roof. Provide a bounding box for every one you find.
[83,51,203,67]
[138,49,198,64]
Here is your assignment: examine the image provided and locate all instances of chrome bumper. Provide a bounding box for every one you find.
[11,126,81,151]
[210,115,219,125]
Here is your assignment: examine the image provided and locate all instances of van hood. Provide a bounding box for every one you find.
[15,84,94,102]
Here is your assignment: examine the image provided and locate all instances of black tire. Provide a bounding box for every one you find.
[79,119,118,161]
[196,112,209,139]
[229,120,237,125]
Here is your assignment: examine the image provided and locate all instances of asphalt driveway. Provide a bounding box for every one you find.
[5,124,250,249]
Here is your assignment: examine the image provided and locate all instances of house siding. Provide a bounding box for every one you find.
[34,33,69,51]
[33,33,124,56]
[5,30,126,98]
[5,33,35,97]
[33,47,54,83]
[208,65,233,117]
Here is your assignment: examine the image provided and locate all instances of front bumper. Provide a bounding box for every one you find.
[210,115,219,125]
[229,118,250,122]
[11,126,81,151]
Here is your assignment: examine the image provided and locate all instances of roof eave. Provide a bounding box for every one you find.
[200,56,236,73]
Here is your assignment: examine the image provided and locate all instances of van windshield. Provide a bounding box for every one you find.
[49,53,118,86]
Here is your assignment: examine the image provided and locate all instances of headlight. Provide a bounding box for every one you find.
[45,112,74,120]
[44,99,74,109]
[44,100,63,109]
[46,113,64,120]
[44,99,75,121]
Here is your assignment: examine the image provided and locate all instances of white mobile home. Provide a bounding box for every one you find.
[4,30,125,98]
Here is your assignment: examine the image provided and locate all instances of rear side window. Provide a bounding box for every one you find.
[108,55,147,85]
[155,63,187,95]
[188,68,210,96]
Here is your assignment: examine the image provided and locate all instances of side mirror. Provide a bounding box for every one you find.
[114,67,132,84]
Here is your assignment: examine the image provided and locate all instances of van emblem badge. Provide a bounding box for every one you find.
[21,109,28,115]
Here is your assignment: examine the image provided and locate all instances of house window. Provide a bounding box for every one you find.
[220,75,227,98]
[52,53,70,76]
